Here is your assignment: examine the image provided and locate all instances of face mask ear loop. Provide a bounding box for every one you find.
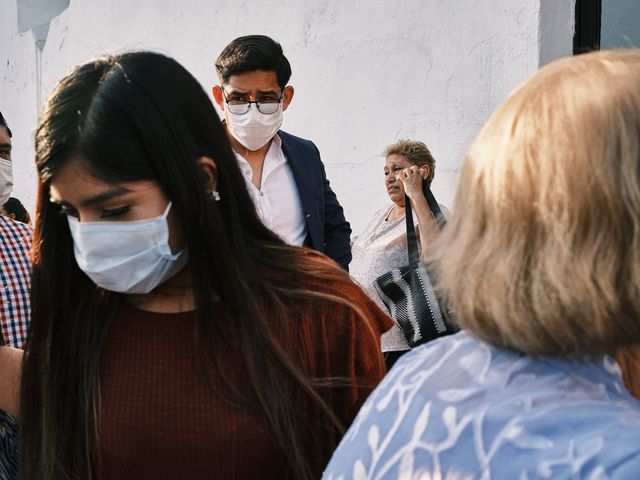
[162,201,173,219]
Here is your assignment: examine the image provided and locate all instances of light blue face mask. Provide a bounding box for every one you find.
[67,202,189,294]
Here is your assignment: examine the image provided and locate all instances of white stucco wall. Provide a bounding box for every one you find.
[539,0,576,66]
[1,0,574,235]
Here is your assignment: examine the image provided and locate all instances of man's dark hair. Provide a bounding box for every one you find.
[215,35,292,89]
[3,197,30,224]
[0,111,12,138]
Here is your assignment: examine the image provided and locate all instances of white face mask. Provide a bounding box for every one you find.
[67,202,188,294]
[225,103,283,151]
[0,158,14,206]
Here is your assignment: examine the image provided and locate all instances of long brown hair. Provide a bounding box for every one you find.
[22,51,371,479]
[431,49,640,356]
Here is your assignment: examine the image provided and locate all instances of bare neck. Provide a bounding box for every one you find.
[125,264,196,314]
[387,201,406,221]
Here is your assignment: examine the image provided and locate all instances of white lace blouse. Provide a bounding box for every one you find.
[350,204,417,352]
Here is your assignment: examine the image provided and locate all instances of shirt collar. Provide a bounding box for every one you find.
[233,133,282,165]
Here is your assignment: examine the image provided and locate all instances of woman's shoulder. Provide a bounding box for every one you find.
[287,249,383,302]
[266,248,393,330]
[263,249,391,378]
[266,248,341,280]
[324,332,640,478]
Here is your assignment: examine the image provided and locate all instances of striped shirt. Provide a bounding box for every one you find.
[0,215,31,348]
[0,215,31,480]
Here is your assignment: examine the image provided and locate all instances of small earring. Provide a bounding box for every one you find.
[210,190,221,202]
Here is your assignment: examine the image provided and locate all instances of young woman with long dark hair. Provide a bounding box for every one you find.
[12,51,391,479]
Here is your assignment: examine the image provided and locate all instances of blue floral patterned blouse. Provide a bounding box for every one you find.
[323,331,640,479]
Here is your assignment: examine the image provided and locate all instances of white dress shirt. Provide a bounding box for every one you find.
[233,135,308,246]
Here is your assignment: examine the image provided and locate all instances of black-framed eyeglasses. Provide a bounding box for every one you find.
[222,90,283,115]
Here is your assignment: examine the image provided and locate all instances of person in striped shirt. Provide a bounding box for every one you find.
[0,111,32,480]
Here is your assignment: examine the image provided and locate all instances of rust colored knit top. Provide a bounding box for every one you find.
[96,266,392,479]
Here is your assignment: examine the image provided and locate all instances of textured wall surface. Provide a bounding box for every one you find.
[539,0,576,66]
[1,0,574,234]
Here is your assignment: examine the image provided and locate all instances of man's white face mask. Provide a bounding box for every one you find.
[0,158,13,206]
[225,102,284,152]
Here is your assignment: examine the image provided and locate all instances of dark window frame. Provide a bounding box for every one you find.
[574,0,602,54]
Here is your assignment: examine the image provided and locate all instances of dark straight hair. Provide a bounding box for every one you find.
[22,51,352,479]
[215,34,292,89]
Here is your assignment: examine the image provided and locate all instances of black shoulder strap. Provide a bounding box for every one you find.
[404,182,446,266]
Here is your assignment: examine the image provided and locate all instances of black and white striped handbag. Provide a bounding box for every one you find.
[373,183,458,348]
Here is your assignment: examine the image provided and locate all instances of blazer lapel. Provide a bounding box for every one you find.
[278,131,321,249]
[279,131,314,212]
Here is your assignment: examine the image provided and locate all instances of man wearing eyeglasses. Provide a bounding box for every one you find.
[212,35,352,270]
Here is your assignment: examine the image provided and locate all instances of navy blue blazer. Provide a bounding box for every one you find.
[278,130,352,270]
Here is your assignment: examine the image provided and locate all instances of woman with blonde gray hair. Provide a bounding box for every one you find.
[323,49,640,479]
